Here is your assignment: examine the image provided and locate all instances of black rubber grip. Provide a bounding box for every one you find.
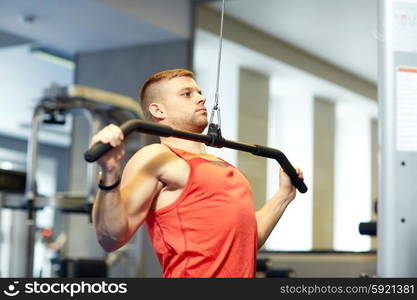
[254,145,308,193]
[84,120,174,162]
[359,222,377,236]
[84,142,112,163]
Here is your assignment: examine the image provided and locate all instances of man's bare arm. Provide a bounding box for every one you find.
[255,167,303,249]
[92,144,167,252]
[255,193,292,249]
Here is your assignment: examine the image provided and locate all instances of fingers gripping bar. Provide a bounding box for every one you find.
[84,120,308,193]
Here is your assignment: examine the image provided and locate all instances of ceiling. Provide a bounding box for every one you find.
[208,0,378,83]
[0,0,189,56]
[0,0,377,79]
[0,0,191,147]
[0,0,379,148]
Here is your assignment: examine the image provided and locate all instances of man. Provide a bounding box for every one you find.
[91,69,303,278]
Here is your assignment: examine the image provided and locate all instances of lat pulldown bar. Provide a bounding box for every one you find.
[84,119,308,193]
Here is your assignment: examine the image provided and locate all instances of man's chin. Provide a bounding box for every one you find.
[199,121,209,133]
[189,123,207,134]
[168,121,207,134]
[193,125,207,134]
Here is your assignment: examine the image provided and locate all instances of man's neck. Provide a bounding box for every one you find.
[160,136,207,154]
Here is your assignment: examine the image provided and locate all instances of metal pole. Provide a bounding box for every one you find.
[81,110,101,207]
[24,105,43,278]
[378,0,417,276]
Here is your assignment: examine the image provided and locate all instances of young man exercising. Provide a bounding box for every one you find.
[91,69,304,278]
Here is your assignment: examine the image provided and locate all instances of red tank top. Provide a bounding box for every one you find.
[145,146,258,278]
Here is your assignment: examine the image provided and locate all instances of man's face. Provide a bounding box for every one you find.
[155,76,208,133]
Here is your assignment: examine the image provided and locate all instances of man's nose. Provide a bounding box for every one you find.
[197,94,206,105]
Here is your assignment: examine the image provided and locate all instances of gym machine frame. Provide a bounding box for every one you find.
[24,85,142,277]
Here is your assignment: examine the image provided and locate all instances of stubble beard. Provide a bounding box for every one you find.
[170,115,208,133]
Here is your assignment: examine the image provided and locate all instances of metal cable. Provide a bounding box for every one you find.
[209,0,225,129]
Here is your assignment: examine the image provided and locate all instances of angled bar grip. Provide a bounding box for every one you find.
[84,120,308,193]
[253,145,307,193]
[84,120,174,163]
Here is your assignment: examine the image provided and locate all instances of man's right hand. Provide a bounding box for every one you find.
[91,124,125,174]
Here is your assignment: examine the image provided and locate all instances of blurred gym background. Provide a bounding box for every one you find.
[0,0,408,278]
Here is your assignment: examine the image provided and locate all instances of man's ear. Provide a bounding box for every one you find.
[149,102,166,120]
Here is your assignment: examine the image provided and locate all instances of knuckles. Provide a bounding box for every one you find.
[92,125,124,146]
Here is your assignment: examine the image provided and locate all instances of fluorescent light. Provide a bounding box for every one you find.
[1,161,14,170]
[31,48,75,70]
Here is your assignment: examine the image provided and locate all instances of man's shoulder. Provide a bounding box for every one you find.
[131,143,170,159]
[125,143,172,168]
[141,143,170,153]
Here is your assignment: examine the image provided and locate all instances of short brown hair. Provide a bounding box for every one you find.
[139,69,194,121]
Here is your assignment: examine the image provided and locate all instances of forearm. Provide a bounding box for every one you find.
[255,193,291,249]
[92,171,129,252]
